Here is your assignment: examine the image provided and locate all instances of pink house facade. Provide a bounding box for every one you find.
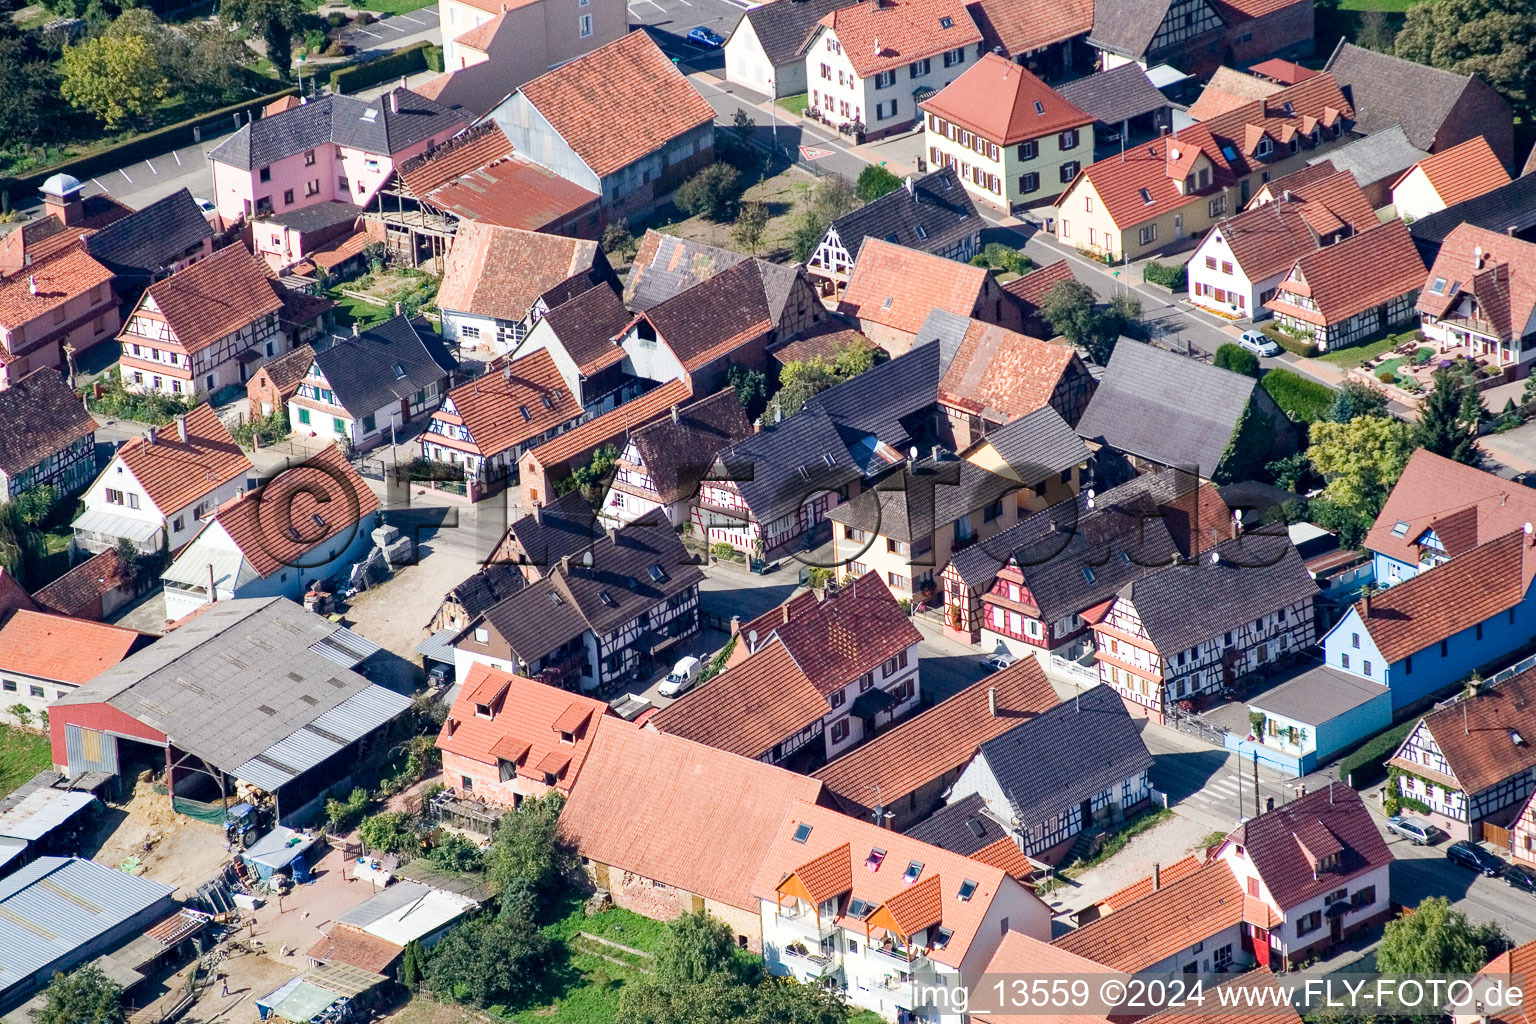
[207,89,466,230]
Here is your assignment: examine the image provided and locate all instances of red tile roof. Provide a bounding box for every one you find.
[305,925,402,974]
[780,842,854,905]
[1416,223,1536,343]
[812,659,1060,811]
[31,547,125,619]
[434,349,583,457]
[559,716,824,911]
[0,609,142,684]
[524,379,691,470]
[1097,853,1206,914]
[1395,135,1511,208]
[1287,167,1377,235]
[1355,529,1535,664]
[647,639,828,758]
[819,0,982,79]
[1141,971,1303,1024]
[920,54,1090,146]
[437,663,609,793]
[0,567,38,618]
[1248,58,1319,86]
[1001,259,1074,311]
[962,0,1090,58]
[769,571,921,697]
[972,932,1122,1024]
[1221,783,1391,909]
[1187,67,1282,122]
[1393,667,1536,796]
[1053,861,1248,972]
[1366,448,1536,568]
[208,442,379,578]
[0,244,113,330]
[938,319,1085,422]
[453,11,505,51]
[839,237,993,335]
[436,221,603,322]
[518,32,715,179]
[114,404,252,516]
[397,123,514,198]
[1266,220,1424,326]
[137,245,284,354]
[753,800,1038,968]
[1478,937,1536,1024]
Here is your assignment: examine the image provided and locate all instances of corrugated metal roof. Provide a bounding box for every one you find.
[159,543,255,591]
[308,626,379,668]
[70,508,161,544]
[0,790,96,842]
[414,628,457,664]
[0,857,173,992]
[232,685,412,790]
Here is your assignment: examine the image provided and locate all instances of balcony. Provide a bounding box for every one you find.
[867,942,923,968]
[775,907,834,941]
[782,943,838,976]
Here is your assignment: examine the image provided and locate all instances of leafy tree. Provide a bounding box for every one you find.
[1213,399,1276,484]
[1357,8,1397,51]
[1213,343,1260,378]
[789,211,827,263]
[217,0,308,82]
[400,940,424,991]
[1377,895,1509,974]
[654,911,741,987]
[1414,368,1482,466]
[810,175,858,222]
[484,792,574,915]
[731,108,755,136]
[11,486,57,528]
[1040,280,1123,365]
[675,163,744,221]
[423,911,551,1006]
[1395,0,1536,122]
[731,200,770,255]
[35,966,124,1024]
[1328,379,1390,422]
[1307,414,1415,519]
[1267,452,1312,492]
[428,833,484,873]
[565,443,619,501]
[1107,293,1144,342]
[0,37,66,144]
[831,335,881,378]
[1308,496,1370,549]
[774,357,840,416]
[175,20,255,105]
[855,164,902,201]
[358,810,417,854]
[60,31,170,129]
[325,787,369,832]
[724,365,768,420]
[601,220,637,259]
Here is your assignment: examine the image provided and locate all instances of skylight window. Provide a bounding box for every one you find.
[904,860,924,885]
[1220,144,1238,161]
[599,591,616,606]
[965,818,987,839]
[957,879,978,902]
[1282,101,1295,116]
[847,897,875,918]
[361,108,379,122]
[915,224,928,240]
[1391,520,1410,537]
[933,927,953,949]
[866,848,887,871]
[1431,278,1446,293]
[541,394,554,410]
[1451,281,1462,293]
[312,513,327,529]
[1082,566,1095,583]
[393,364,406,379]
[883,296,894,309]
[939,15,953,27]
[520,405,532,422]
[1139,188,1153,205]
[648,563,667,582]
[1033,100,1045,115]
[792,823,813,844]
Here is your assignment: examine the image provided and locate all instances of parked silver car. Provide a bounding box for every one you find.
[1385,815,1440,845]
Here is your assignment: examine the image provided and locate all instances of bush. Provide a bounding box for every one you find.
[855,164,902,201]
[601,219,636,258]
[326,787,369,832]
[329,40,432,93]
[88,373,194,426]
[1271,329,1319,358]
[1338,718,1418,789]
[1261,368,1335,423]
[1142,260,1188,290]
[1378,370,1396,383]
[230,410,289,449]
[429,833,484,873]
[1214,343,1260,378]
[425,44,444,72]
[359,811,418,854]
[673,163,742,221]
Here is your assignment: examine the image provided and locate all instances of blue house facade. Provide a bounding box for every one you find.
[1233,666,1392,777]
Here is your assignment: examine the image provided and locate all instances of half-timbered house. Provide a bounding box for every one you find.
[648,573,922,769]
[488,490,601,581]
[451,512,702,692]
[599,390,754,528]
[117,245,333,399]
[1090,536,1318,724]
[1086,0,1224,74]
[0,369,97,502]
[1387,667,1536,843]
[1265,220,1425,350]
[948,683,1153,862]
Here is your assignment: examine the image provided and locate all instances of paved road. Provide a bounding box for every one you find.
[1140,721,1298,833]
[1386,826,1536,947]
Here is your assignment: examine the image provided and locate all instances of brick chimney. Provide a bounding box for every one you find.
[1152,862,1161,891]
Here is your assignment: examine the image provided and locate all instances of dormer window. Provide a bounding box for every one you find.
[543,772,557,786]
[904,860,924,884]
[1281,101,1295,116]
[559,730,575,744]
[475,702,492,718]
[848,897,875,918]
[933,927,953,949]
[957,879,977,902]
[939,15,953,27]
[866,848,886,871]
[1256,139,1274,157]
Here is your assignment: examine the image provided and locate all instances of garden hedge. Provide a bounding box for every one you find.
[330,40,434,93]
[1261,368,1335,423]
[1142,260,1188,290]
[0,86,298,197]
[1338,718,1418,790]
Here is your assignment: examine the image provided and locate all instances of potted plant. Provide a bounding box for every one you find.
[1248,711,1266,740]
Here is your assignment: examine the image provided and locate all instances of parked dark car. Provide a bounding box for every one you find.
[1506,862,1536,894]
[1447,839,1505,877]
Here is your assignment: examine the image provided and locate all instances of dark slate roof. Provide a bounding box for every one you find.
[1117,534,1318,655]
[913,308,972,370]
[1055,64,1170,125]
[1087,0,1175,59]
[903,792,1011,856]
[1408,173,1536,264]
[976,684,1153,825]
[1075,342,1259,478]
[0,368,95,477]
[503,488,601,569]
[735,0,859,66]
[976,406,1090,487]
[804,342,941,452]
[1308,126,1425,191]
[1323,41,1475,153]
[825,454,1021,541]
[265,201,363,234]
[711,405,862,523]
[445,563,526,621]
[624,232,749,312]
[81,188,212,279]
[827,168,983,263]
[208,90,464,170]
[1249,664,1387,727]
[312,316,457,416]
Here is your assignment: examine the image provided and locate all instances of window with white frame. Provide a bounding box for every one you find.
[1139,224,1157,245]
[578,13,592,35]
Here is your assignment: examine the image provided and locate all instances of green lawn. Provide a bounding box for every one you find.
[493,901,663,1024]
[778,93,809,116]
[314,0,438,15]
[1338,0,1418,9]
[0,725,51,798]
[1314,330,1416,370]
[328,291,391,329]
